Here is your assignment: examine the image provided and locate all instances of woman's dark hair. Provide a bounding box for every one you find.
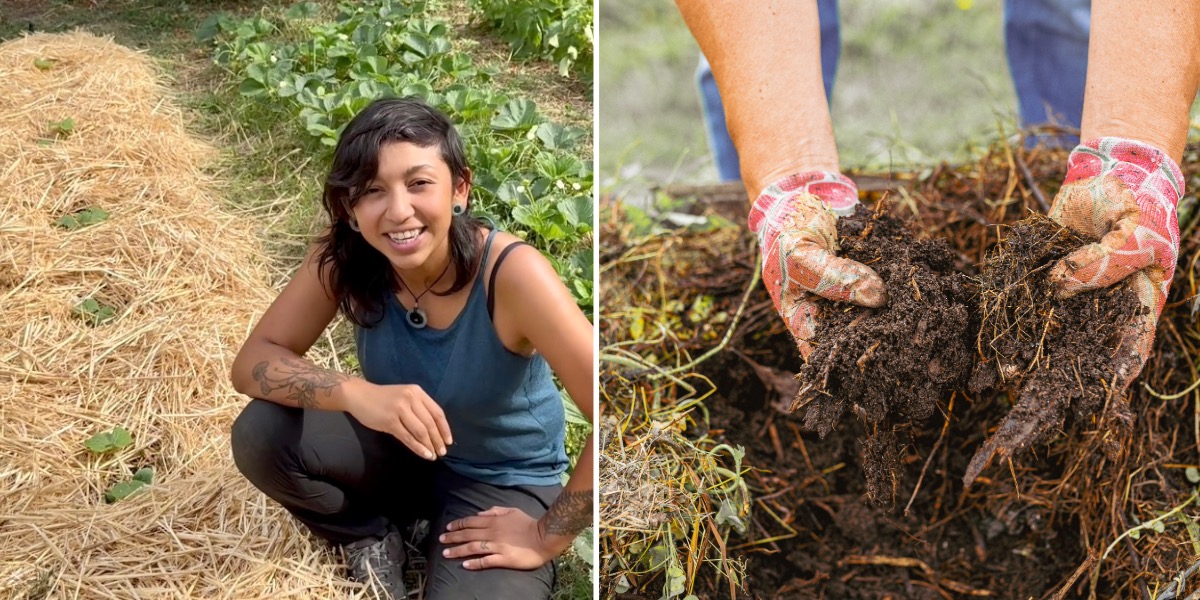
[316,97,485,327]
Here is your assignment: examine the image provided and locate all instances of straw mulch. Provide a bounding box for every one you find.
[0,33,360,599]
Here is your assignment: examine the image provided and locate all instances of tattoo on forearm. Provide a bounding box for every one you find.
[543,488,593,536]
[250,357,348,409]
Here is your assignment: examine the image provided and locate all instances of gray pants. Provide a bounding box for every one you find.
[230,399,560,599]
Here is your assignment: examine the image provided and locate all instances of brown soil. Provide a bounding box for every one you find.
[796,205,976,502]
[601,142,1200,600]
[966,214,1144,485]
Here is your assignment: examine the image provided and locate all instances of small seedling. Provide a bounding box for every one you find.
[34,58,58,70]
[55,206,109,230]
[84,426,133,453]
[48,117,75,137]
[75,297,117,326]
[132,467,154,484]
[104,467,154,504]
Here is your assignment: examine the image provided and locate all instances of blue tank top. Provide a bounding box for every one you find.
[354,230,569,487]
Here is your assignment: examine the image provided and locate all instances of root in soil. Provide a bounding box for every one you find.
[794,205,976,502]
[966,214,1144,485]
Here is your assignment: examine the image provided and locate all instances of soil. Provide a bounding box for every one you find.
[966,214,1144,485]
[795,205,975,503]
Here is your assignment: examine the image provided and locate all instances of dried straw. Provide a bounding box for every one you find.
[0,32,366,599]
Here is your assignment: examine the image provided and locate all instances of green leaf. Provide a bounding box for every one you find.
[34,58,57,70]
[614,575,632,594]
[534,122,583,150]
[48,117,75,135]
[133,467,154,484]
[1130,528,1141,540]
[662,564,686,599]
[239,77,270,97]
[557,196,593,229]
[285,1,321,19]
[110,427,133,449]
[644,545,671,571]
[75,297,118,326]
[571,528,594,567]
[104,479,147,503]
[84,431,115,453]
[490,99,540,131]
[1188,467,1200,483]
[56,206,109,230]
[1151,520,1166,534]
[715,498,747,534]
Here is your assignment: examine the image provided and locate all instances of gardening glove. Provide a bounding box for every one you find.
[1048,137,1185,390]
[748,171,888,360]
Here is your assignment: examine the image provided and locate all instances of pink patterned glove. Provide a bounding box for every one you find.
[1048,137,1185,386]
[748,171,888,359]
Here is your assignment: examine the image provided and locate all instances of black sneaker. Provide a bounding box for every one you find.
[344,529,407,600]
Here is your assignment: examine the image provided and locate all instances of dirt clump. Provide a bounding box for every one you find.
[794,205,976,502]
[965,214,1144,484]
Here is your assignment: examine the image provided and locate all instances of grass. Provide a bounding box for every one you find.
[599,0,1200,184]
[2,1,593,597]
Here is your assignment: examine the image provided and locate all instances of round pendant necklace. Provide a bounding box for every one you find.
[396,259,452,329]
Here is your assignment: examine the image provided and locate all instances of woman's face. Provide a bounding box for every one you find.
[350,141,468,279]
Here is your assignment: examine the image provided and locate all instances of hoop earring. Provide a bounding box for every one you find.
[348,218,360,232]
[451,203,466,216]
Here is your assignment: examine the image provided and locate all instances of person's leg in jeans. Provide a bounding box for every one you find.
[1004,0,1091,147]
[423,468,562,600]
[696,0,841,182]
[230,399,437,544]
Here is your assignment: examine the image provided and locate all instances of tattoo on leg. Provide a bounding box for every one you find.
[250,357,348,409]
[543,488,593,536]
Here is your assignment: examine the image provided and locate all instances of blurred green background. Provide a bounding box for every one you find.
[599,0,1200,187]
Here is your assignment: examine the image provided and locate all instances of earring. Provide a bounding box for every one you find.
[348,218,360,232]
[451,203,466,216]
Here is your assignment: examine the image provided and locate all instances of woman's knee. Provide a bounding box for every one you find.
[230,399,297,485]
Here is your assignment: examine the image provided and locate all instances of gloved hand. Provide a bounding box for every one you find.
[748,171,888,359]
[1048,137,1185,389]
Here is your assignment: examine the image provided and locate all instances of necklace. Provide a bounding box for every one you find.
[395,259,452,329]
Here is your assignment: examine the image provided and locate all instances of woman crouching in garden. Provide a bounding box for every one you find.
[227,97,593,599]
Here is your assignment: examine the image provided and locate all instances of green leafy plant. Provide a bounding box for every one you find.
[469,0,593,81]
[48,117,75,136]
[84,427,133,453]
[55,206,109,230]
[105,467,154,504]
[75,298,117,326]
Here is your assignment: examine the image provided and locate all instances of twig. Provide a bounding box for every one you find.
[905,393,955,516]
[1015,150,1051,213]
[1046,550,1096,600]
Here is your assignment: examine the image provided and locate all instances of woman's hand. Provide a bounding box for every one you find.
[439,506,563,571]
[1047,137,1184,391]
[750,171,888,359]
[342,380,452,460]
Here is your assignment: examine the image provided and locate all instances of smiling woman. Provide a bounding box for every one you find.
[228,97,595,600]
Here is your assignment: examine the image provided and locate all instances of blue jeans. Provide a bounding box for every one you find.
[697,0,1092,181]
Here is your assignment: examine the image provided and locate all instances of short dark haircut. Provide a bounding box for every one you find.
[316,97,485,327]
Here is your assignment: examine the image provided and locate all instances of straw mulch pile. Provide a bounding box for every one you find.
[600,139,1200,598]
[0,33,358,599]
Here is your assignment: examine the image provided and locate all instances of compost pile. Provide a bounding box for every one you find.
[600,141,1200,599]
